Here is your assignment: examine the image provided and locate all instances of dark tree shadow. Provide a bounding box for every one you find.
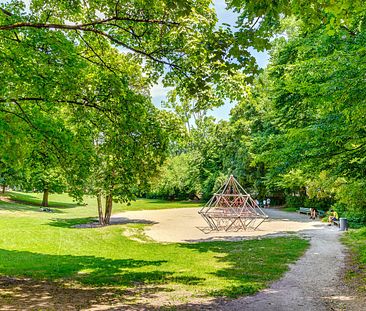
[48,217,158,228]
[0,249,207,310]
[48,217,99,228]
[0,199,65,214]
[7,192,79,209]
[0,248,170,286]
[0,248,204,287]
[0,276,178,311]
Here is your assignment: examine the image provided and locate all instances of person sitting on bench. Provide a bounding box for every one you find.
[328,210,338,225]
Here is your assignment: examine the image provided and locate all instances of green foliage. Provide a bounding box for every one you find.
[332,180,366,227]
[148,152,202,200]
[228,0,366,42]
[276,169,307,195]
[241,16,366,219]
[285,195,305,209]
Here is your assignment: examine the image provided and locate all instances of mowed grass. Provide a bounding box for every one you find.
[7,191,203,213]
[342,228,366,292]
[0,191,309,305]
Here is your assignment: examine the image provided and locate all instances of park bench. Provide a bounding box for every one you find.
[298,207,311,215]
[298,207,325,218]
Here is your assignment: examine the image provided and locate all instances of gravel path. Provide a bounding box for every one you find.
[219,226,350,311]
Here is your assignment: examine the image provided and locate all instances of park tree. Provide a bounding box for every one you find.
[0,97,93,206]
[0,36,172,221]
[0,0,184,221]
[0,0,260,219]
[77,93,172,225]
[239,15,366,218]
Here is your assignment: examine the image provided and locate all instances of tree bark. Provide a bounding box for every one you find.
[97,194,104,225]
[104,194,113,225]
[42,189,49,207]
[1,184,5,194]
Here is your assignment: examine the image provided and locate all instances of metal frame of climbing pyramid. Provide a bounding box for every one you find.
[198,175,268,232]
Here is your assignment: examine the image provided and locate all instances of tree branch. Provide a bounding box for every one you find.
[76,31,118,76]
[0,8,13,17]
[0,21,181,69]
[0,16,179,30]
[0,97,117,123]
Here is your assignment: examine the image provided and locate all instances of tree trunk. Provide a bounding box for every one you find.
[42,189,49,207]
[104,194,113,225]
[1,184,5,194]
[97,194,104,225]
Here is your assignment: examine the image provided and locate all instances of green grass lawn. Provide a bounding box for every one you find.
[0,191,309,307]
[342,228,366,293]
[7,191,203,213]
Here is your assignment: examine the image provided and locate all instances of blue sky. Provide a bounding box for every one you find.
[151,0,270,121]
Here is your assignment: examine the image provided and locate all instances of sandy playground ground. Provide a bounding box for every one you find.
[111,207,326,243]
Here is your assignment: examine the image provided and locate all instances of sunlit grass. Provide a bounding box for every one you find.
[0,191,309,304]
[7,191,203,215]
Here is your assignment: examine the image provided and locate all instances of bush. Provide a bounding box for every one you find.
[285,195,305,208]
[333,202,366,228]
[304,197,333,211]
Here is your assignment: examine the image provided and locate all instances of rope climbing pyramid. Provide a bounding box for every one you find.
[198,175,268,232]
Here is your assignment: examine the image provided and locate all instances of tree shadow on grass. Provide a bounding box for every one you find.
[0,200,65,214]
[47,217,158,228]
[0,238,308,310]
[47,217,98,228]
[0,248,206,310]
[179,237,309,298]
[0,248,204,288]
[7,192,78,209]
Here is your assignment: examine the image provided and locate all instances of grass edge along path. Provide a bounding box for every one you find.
[0,192,310,309]
[342,228,366,293]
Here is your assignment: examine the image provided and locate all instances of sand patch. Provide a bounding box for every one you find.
[112,208,326,243]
